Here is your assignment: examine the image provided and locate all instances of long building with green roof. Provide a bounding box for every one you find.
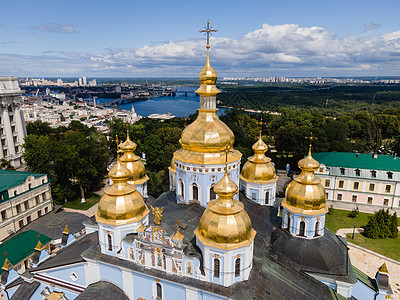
[313,152,400,212]
[0,169,53,241]
[0,229,51,275]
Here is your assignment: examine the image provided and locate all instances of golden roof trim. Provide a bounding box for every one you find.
[35,240,45,251]
[281,199,328,216]
[379,263,389,274]
[239,174,279,184]
[95,210,149,226]
[2,258,11,271]
[194,228,256,250]
[63,224,69,235]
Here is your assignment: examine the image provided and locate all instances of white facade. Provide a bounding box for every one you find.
[0,77,27,168]
[173,159,241,207]
[239,180,277,206]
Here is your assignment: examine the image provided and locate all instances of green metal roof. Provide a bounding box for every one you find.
[0,169,45,199]
[313,152,400,172]
[352,266,378,291]
[0,229,51,274]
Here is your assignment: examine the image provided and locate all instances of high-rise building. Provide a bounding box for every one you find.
[0,77,27,168]
[82,77,87,86]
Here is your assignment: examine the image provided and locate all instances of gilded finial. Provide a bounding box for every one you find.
[2,258,11,271]
[151,206,164,225]
[220,144,232,173]
[35,240,44,251]
[171,218,184,241]
[259,118,264,139]
[184,115,187,127]
[126,124,130,140]
[63,224,69,235]
[379,263,389,274]
[200,20,217,49]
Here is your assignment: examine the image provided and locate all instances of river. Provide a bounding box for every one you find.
[96,87,227,118]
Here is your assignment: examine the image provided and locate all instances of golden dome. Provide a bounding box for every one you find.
[281,146,328,215]
[96,158,149,225]
[119,132,149,184]
[195,49,221,96]
[240,135,277,183]
[194,170,256,250]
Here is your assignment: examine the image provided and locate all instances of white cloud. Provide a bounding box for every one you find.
[2,23,400,76]
[32,23,77,33]
[364,22,381,32]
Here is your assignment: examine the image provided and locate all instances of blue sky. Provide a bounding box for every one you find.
[1,0,400,77]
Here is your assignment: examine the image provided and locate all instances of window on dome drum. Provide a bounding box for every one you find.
[107,234,112,251]
[325,179,330,187]
[352,195,357,202]
[384,199,389,206]
[210,186,216,201]
[385,185,391,193]
[299,221,306,237]
[353,182,359,190]
[213,258,220,278]
[367,197,373,204]
[235,258,240,277]
[314,221,320,237]
[371,171,377,178]
[265,191,269,205]
[156,283,162,300]
[369,183,375,191]
[251,193,256,200]
[387,172,393,179]
[355,169,361,176]
[338,181,344,188]
[287,216,291,232]
[340,168,345,175]
[337,194,342,201]
[319,167,323,173]
[179,180,184,197]
[192,185,198,201]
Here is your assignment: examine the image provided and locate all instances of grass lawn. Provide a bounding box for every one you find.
[325,208,373,233]
[347,233,400,261]
[63,192,101,210]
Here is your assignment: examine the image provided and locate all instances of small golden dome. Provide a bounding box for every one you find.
[96,159,149,225]
[240,136,277,183]
[281,146,328,215]
[195,49,221,96]
[194,170,256,249]
[119,133,148,183]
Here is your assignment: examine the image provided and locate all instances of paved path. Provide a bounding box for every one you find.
[336,228,400,299]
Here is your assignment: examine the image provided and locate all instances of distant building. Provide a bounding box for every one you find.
[0,77,27,168]
[0,169,53,241]
[314,152,400,212]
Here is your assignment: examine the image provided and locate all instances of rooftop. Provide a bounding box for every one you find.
[0,169,45,193]
[313,152,400,172]
[0,229,51,274]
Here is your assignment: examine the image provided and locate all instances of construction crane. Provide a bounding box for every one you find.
[35,88,39,96]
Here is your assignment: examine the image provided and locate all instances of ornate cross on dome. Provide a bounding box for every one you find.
[305,132,317,146]
[200,21,217,49]
[258,118,264,138]
[220,144,233,171]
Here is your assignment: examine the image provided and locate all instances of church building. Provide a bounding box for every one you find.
[1,22,393,300]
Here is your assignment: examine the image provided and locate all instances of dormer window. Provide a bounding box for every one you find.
[371,170,377,178]
[355,169,360,176]
[387,172,393,179]
[340,168,345,175]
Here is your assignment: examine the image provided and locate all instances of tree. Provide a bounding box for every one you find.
[363,209,398,239]
[0,159,14,170]
[23,135,52,173]
[26,120,53,136]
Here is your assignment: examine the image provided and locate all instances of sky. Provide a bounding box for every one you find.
[1,0,400,78]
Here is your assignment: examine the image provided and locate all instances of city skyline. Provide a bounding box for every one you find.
[1,0,400,77]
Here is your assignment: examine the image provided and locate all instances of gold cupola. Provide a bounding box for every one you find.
[281,144,328,215]
[173,21,241,165]
[194,152,256,249]
[119,130,149,185]
[240,128,278,183]
[96,153,149,225]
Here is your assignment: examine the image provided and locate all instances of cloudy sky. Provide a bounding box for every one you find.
[1,0,400,78]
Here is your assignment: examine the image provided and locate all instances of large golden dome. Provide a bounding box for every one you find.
[194,170,256,249]
[119,132,149,184]
[173,43,242,165]
[96,157,149,225]
[281,146,328,215]
[240,135,277,183]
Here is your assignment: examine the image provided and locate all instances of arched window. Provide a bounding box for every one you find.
[192,185,198,201]
[210,186,216,201]
[107,234,112,251]
[287,215,291,232]
[299,221,306,237]
[155,282,162,299]
[265,191,270,205]
[213,258,220,278]
[235,258,240,277]
[314,221,320,237]
[179,180,184,197]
